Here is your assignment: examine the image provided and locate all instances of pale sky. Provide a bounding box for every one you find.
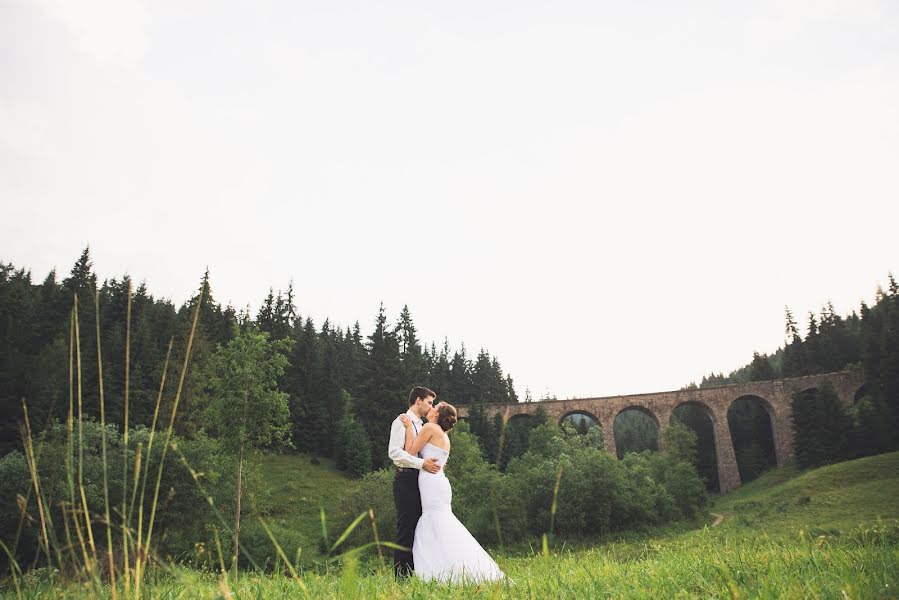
[2,0,898,401]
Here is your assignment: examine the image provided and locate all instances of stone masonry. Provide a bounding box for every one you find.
[455,369,865,493]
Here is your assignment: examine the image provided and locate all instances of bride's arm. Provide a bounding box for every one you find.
[398,414,415,452]
[407,424,436,457]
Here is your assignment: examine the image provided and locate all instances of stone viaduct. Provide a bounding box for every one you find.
[455,369,866,493]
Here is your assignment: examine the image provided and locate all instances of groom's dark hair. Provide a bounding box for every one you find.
[408,386,436,406]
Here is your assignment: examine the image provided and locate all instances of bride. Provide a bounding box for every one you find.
[398,402,505,584]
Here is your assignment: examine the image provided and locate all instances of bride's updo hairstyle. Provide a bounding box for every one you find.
[435,402,458,432]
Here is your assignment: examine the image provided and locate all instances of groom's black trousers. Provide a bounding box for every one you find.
[393,469,422,577]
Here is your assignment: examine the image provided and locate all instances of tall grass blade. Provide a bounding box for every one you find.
[367,508,384,567]
[74,295,83,499]
[67,306,76,525]
[133,338,172,597]
[122,280,132,596]
[329,511,368,554]
[20,403,58,567]
[319,505,329,550]
[170,440,262,571]
[550,463,564,537]
[94,289,117,598]
[139,284,202,593]
[256,516,310,598]
[0,539,24,600]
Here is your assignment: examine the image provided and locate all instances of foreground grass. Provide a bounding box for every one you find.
[12,530,898,599]
[6,452,899,598]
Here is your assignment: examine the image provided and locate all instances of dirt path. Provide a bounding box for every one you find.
[709,512,731,527]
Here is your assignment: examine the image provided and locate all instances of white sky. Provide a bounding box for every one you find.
[2,0,898,400]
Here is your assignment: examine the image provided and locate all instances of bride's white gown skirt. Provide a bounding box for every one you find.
[412,445,504,584]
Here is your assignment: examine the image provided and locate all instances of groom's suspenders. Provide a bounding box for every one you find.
[412,421,422,458]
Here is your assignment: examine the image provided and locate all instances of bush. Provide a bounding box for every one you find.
[337,419,709,553]
[0,419,235,568]
[336,467,395,552]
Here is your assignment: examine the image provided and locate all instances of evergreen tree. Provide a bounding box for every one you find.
[396,305,427,389]
[358,303,404,468]
[429,340,452,399]
[287,318,327,454]
[749,352,776,381]
[447,346,472,405]
[257,288,275,335]
[880,275,899,433]
[334,391,373,477]
[727,397,777,482]
[791,383,853,469]
[805,312,821,374]
[782,306,806,377]
[505,374,518,403]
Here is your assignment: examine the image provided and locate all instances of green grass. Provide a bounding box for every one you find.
[6,452,899,598]
[709,451,899,535]
[254,453,356,562]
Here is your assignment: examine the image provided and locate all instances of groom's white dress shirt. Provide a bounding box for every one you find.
[388,409,424,469]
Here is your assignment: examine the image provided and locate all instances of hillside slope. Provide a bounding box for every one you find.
[710,451,899,535]
[254,454,356,562]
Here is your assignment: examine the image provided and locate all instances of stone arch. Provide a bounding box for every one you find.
[671,400,720,492]
[613,405,660,458]
[670,399,714,423]
[727,394,778,483]
[559,410,600,435]
[613,404,661,426]
[559,409,600,424]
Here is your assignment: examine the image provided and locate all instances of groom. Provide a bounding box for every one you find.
[388,385,442,578]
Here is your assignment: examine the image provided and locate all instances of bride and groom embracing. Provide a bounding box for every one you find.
[387,386,505,583]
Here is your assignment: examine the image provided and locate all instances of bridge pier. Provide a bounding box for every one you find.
[711,411,742,493]
[599,415,617,457]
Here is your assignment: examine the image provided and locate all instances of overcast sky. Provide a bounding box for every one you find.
[2,0,898,401]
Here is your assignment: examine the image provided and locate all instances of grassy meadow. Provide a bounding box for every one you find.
[5,450,898,599]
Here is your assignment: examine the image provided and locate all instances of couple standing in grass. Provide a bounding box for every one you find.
[387,386,505,583]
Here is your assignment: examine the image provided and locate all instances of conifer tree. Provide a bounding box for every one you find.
[448,346,472,405]
[782,306,805,377]
[333,390,373,476]
[397,305,427,389]
[791,383,852,468]
[749,352,776,381]
[358,303,404,468]
[287,318,327,453]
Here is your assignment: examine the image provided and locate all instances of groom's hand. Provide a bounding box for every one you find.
[422,458,441,474]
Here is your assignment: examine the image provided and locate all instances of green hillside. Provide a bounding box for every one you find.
[254,454,356,562]
[709,451,899,536]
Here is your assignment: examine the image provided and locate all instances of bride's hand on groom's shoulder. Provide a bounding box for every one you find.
[398,414,411,428]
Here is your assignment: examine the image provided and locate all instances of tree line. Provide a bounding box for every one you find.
[0,248,523,570]
[0,247,518,473]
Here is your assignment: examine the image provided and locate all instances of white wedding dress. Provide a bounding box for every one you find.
[412,442,505,583]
